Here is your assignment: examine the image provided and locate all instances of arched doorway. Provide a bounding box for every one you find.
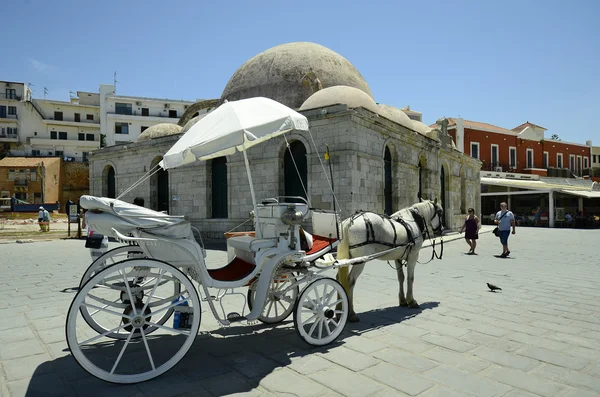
[103,165,116,198]
[157,168,169,213]
[440,165,448,227]
[384,146,393,215]
[150,157,169,212]
[284,141,307,202]
[211,156,228,218]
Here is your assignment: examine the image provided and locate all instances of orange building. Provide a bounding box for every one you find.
[0,157,62,204]
[442,118,592,177]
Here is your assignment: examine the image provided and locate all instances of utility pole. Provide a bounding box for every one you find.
[41,162,46,203]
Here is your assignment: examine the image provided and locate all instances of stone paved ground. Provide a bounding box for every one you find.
[1,226,600,397]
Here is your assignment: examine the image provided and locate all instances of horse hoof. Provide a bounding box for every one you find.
[400,301,408,307]
[348,314,360,323]
[408,301,420,309]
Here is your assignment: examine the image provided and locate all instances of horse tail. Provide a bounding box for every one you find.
[336,218,351,260]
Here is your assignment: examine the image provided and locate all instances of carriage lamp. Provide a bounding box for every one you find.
[281,205,304,225]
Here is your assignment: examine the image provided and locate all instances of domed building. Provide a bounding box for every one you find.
[89,42,480,235]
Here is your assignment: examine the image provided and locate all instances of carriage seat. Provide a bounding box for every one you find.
[227,235,277,253]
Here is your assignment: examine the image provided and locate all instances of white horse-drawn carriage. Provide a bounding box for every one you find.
[66,97,444,384]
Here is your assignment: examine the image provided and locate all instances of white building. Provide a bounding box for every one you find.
[1,81,102,161]
[99,84,196,146]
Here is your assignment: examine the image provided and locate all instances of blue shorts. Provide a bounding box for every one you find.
[498,230,510,245]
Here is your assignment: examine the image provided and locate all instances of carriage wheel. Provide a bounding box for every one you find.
[293,277,348,346]
[66,258,201,384]
[247,273,298,324]
[79,246,180,340]
[80,246,146,288]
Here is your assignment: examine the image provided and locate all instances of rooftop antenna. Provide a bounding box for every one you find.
[69,91,77,98]
[28,82,35,96]
[44,87,49,99]
[114,71,118,93]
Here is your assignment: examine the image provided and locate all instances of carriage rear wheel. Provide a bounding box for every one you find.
[293,277,348,346]
[79,246,179,340]
[247,272,298,324]
[66,258,201,384]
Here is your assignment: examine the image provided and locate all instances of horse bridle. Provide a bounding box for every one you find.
[415,202,444,263]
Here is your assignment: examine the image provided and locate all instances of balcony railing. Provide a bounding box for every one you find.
[109,111,179,118]
[0,93,22,100]
[14,180,28,186]
[0,114,18,120]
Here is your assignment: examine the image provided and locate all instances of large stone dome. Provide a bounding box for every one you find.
[220,42,373,109]
[300,85,378,113]
[136,123,183,143]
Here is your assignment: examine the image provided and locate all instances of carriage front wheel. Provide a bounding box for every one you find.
[293,277,348,346]
[247,272,299,324]
[66,258,201,384]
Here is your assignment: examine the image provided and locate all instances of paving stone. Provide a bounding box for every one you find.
[421,333,475,353]
[421,347,490,373]
[561,387,600,397]
[30,315,67,331]
[176,353,231,380]
[372,334,433,354]
[276,353,333,375]
[501,388,549,397]
[38,327,67,344]
[533,363,600,394]
[7,374,74,397]
[407,318,469,338]
[528,320,585,335]
[372,388,411,397]
[308,365,384,397]
[459,331,522,352]
[69,376,143,397]
[518,346,589,370]
[0,313,28,331]
[0,326,36,343]
[484,366,563,397]
[421,386,474,397]
[472,347,541,372]
[423,365,512,397]
[373,347,438,373]
[259,368,328,397]
[1,353,53,381]
[0,339,45,360]
[362,362,434,396]
[318,345,380,372]
[340,334,388,354]
[507,331,571,351]
[137,371,208,397]
[200,372,258,396]
[228,351,281,379]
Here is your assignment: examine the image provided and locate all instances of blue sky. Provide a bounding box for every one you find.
[3,0,599,144]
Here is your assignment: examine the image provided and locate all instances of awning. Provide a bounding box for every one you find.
[561,190,600,199]
[481,177,595,191]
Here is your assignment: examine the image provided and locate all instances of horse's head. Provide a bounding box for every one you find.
[415,198,444,236]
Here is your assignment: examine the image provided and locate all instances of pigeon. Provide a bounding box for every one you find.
[487,283,502,292]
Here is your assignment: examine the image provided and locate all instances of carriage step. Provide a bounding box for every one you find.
[226,312,246,322]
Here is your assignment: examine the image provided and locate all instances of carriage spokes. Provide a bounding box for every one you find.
[67,259,201,384]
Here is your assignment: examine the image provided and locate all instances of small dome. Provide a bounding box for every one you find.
[299,85,378,113]
[137,123,183,143]
[181,114,208,134]
[412,120,440,142]
[376,104,414,130]
[221,42,373,109]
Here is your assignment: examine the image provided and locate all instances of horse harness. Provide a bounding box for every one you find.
[347,202,443,265]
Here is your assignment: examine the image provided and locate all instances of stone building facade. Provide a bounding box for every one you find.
[89,42,480,238]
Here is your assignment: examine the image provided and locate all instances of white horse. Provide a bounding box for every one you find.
[336,199,444,322]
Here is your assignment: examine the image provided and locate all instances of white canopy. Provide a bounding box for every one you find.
[160,97,309,170]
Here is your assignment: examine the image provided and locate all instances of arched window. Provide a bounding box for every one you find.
[211,156,228,218]
[103,165,116,198]
[284,141,307,202]
[384,146,393,215]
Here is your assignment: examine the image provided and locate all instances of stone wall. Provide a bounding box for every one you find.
[61,162,90,207]
[89,105,480,239]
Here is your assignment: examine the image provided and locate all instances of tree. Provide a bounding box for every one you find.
[551,133,561,141]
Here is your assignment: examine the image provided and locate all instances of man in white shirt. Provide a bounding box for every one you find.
[38,206,44,231]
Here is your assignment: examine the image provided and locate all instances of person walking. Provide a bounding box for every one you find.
[494,202,515,257]
[460,208,480,254]
[37,206,45,231]
[42,207,51,232]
